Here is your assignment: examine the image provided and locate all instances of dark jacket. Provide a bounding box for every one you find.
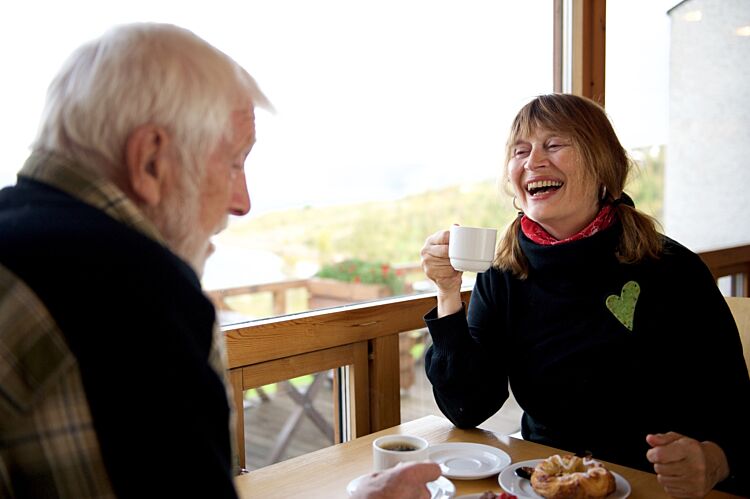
[425,223,750,495]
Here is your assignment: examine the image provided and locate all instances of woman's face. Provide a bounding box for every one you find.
[508,128,600,240]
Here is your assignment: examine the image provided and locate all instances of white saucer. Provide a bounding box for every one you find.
[347,473,456,498]
[498,459,631,498]
[428,443,511,480]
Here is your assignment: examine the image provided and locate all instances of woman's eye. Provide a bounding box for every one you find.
[513,148,530,157]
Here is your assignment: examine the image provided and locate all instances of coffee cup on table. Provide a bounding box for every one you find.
[372,435,429,471]
[449,225,497,272]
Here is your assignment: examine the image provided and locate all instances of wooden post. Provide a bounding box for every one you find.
[272,289,286,316]
[368,335,401,432]
[553,0,563,92]
[571,0,606,104]
[229,368,246,470]
[351,341,371,438]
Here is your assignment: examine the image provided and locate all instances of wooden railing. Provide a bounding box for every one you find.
[207,264,424,317]
[223,290,471,469]
[221,244,750,469]
[698,244,750,297]
[208,278,309,316]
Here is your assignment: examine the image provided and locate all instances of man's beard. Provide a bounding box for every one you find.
[144,178,213,278]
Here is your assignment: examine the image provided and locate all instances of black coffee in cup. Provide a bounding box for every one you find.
[379,441,418,452]
[372,434,428,470]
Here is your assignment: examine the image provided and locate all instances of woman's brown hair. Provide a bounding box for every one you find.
[495,93,663,278]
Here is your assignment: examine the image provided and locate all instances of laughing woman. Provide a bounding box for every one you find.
[420,94,749,498]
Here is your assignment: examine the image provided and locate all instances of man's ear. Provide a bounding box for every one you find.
[125,124,172,206]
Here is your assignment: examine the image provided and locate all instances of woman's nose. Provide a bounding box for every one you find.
[525,146,547,170]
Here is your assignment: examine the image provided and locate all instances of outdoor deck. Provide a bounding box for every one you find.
[242,343,523,471]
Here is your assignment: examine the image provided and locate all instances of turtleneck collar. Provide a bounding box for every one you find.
[519,221,622,278]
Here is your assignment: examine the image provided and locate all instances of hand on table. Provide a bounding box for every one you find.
[351,461,442,499]
[646,432,729,498]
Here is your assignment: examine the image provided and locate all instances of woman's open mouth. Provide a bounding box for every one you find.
[526,180,563,197]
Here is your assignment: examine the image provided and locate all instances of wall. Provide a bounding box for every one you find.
[666,0,750,251]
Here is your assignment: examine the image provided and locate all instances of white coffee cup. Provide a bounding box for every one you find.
[449,225,497,273]
[372,435,429,471]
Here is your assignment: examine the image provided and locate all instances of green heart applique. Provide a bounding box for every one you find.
[606,281,640,331]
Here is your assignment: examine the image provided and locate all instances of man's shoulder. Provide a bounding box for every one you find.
[0,178,207,335]
[0,178,194,284]
[2,179,152,244]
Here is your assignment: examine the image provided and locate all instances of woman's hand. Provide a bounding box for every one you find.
[351,461,442,499]
[420,229,463,317]
[646,432,730,498]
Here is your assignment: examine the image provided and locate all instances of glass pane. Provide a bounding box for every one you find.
[0,1,552,325]
[605,0,672,225]
[1,2,554,468]
[606,0,750,252]
[198,2,555,324]
[243,370,334,470]
[400,330,522,432]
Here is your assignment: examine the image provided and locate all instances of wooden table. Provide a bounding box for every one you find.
[235,414,742,498]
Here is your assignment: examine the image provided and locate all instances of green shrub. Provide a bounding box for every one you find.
[315,258,405,295]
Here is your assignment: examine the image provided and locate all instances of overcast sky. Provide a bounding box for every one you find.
[0,1,673,214]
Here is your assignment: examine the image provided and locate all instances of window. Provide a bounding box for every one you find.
[201,2,554,324]
[605,0,671,224]
[1,2,554,324]
[1,1,554,469]
[606,0,750,295]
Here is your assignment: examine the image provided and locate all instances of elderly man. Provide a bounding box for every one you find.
[0,23,438,498]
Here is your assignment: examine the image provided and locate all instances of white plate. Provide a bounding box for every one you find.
[428,443,512,480]
[498,459,631,499]
[347,473,456,498]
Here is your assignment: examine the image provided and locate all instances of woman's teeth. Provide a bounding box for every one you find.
[527,180,563,195]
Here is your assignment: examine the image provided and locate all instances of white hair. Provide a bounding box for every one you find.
[33,22,270,182]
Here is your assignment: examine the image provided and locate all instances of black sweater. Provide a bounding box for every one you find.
[0,178,237,498]
[425,224,750,495]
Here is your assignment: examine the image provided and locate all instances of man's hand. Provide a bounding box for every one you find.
[352,461,442,499]
[646,432,729,498]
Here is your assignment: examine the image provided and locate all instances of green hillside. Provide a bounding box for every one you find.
[219,145,664,271]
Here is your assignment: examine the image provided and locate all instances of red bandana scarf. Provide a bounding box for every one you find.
[521,204,617,245]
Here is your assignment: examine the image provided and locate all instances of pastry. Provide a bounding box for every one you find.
[530,454,616,499]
